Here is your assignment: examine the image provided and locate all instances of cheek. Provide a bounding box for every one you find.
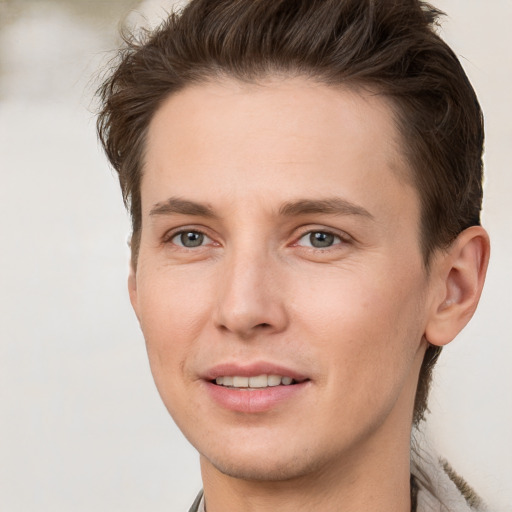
[134,264,215,384]
[137,260,213,329]
[292,264,426,385]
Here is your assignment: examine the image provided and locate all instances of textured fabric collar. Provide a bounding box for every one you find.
[189,452,486,512]
[411,449,487,512]
[188,490,204,512]
[196,494,205,512]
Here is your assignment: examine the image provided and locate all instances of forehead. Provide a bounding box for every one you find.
[143,77,416,220]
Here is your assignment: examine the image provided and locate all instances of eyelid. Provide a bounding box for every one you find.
[292,226,353,247]
[162,226,218,247]
[161,224,352,249]
[296,232,341,249]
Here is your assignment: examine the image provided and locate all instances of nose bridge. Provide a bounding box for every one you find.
[214,236,287,338]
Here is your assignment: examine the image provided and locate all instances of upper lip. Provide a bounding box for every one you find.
[203,361,309,382]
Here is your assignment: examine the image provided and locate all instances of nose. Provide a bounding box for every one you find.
[213,247,288,339]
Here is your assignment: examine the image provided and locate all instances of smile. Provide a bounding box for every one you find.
[214,374,296,388]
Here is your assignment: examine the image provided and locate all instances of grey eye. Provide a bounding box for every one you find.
[173,231,209,248]
[297,231,340,248]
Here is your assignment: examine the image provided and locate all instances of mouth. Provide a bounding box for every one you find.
[204,364,310,412]
[212,374,305,389]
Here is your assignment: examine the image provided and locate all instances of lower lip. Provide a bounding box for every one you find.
[204,381,309,413]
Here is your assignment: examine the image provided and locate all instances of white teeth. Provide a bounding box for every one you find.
[267,375,282,387]
[232,376,249,388]
[248,375,268,388]
[216,376,234,386]
[214,374,296,388]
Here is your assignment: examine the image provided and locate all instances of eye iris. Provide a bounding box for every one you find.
[180,231,204,247]
[310,232,334,248]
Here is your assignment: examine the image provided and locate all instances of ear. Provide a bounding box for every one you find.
[425,226,490,347]
[128,258,140,322]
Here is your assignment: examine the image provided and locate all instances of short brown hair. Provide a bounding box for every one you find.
[97,0,484,425]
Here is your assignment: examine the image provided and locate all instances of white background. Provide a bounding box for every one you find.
[0,0,510,510]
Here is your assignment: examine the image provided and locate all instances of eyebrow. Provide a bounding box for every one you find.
[278,198,374,219]
[149,197,216,218]
[149,196,373,220]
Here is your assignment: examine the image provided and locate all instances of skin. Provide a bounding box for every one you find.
[129,77,489,512]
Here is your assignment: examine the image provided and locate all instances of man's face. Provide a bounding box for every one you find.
[131,78,433,481]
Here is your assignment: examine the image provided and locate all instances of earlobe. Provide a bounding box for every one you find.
[425,226,490,347]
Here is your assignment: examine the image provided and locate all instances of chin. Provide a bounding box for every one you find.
[200,439,333,482]
[208,457,316,482]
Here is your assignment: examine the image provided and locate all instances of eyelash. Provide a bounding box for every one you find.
[163,228,214,248]
[293,228,350,250]
[162,227,351,251]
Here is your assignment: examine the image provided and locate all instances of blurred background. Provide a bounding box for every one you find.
[0,0,510,510]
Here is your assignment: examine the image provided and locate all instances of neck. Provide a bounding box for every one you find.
[200,423,413,512]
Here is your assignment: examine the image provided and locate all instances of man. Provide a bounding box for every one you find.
[97,1,490,510]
